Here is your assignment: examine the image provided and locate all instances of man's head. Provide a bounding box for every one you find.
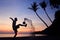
[15,18,17,21]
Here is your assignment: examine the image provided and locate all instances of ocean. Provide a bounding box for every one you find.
[0,34,46,37]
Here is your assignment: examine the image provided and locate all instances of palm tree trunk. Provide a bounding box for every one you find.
[44,9,52,23]
[35,12,48,27]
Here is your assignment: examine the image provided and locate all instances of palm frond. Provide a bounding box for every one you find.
[28,2,38,12]
[39,1,47,10]
[50,0,60,8]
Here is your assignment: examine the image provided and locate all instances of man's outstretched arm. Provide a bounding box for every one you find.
[10,17,14,21]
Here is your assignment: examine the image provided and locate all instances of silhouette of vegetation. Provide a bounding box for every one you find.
[28,2,48,27]
[50,0,60,8]
[28,2,38,12]
[32,10,60,36]
[28,0,60,27]
[29,0,60,36]
[39,1,46,10]
[39,1,52,23]
[10,17,27,37]
[40,10,60,36]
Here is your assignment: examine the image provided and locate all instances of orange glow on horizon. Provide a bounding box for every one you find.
[0,20,46,33]
[0,24,46,33]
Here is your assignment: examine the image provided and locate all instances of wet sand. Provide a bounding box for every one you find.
[0,36,60,40]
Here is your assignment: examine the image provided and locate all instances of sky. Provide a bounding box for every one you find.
[0,0,57,34]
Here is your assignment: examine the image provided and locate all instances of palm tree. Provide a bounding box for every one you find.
[28,2,48,27]
[50,0,60,8]
[39,1,53,23]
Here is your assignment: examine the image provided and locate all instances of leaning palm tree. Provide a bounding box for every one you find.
[28,2,48,27]
[39,1,53,23]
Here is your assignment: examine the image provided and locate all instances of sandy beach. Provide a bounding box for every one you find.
[0,36,60,40]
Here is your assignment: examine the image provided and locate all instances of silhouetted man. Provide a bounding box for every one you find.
[10,17,27,37]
